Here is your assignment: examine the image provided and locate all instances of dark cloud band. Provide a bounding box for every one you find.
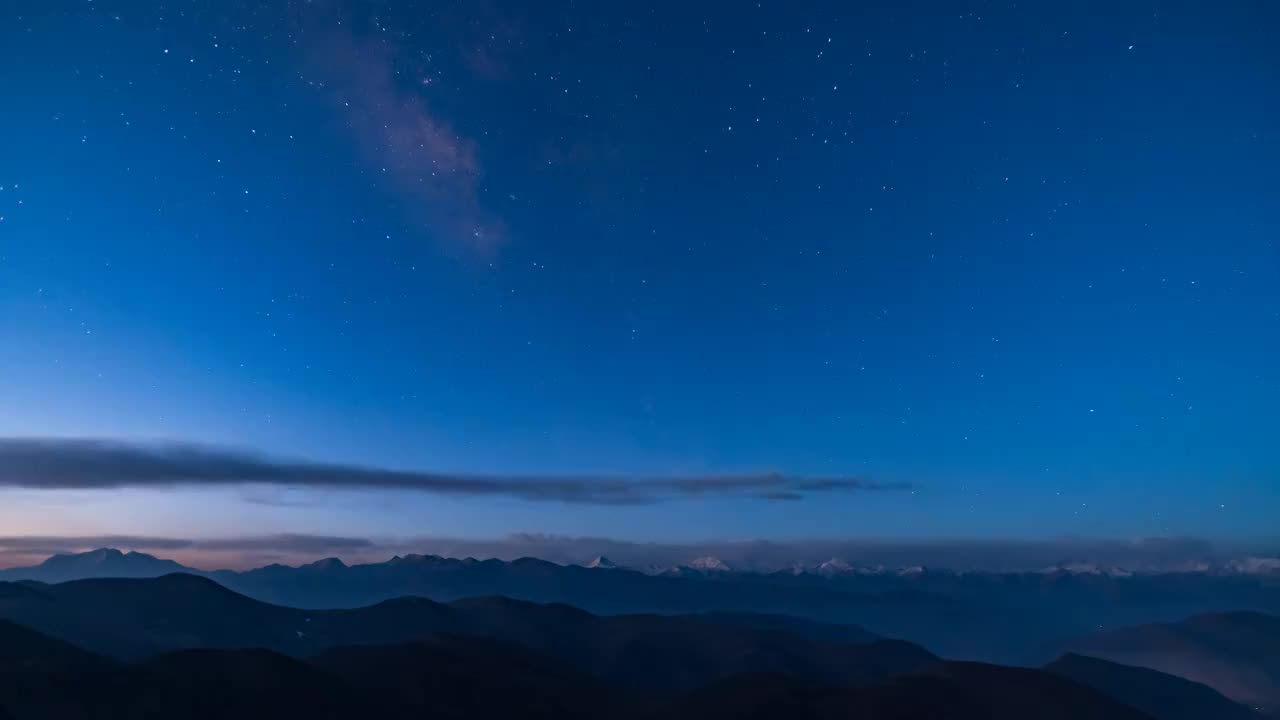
[0,437,909,504]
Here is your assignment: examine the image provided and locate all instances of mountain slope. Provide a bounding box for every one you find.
[0,620,111,674]
[0,645,369,720]
[0,574,307,658]
[127,648,369,719]
[447,596,936,689]
[655,662,1158,720]
[312,636,613,719]
[0,622,127,720]
[1046,653,1262,720]
[1066,612,1280,712]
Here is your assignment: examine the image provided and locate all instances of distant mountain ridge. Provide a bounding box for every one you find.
[0,548,191,583]
[1065,611,1280,713]
[5,547,1280,583]
[3,548,1280,665]
[1045,652,1263,720]
[6,548,1280,581]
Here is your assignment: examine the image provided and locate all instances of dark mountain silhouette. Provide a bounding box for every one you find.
[0,548,191,583]
[8,569,1262,718]
[583,555,619,569]
[443,595,935,690]
[0,622,612,720]
[5,548,1279,663]
[921,661,1160,719]
[1046,652,1263,720]
[0,621,126,720]
[311,636,614,719]
[0,644,370,720]
[0,574,308,659]
[0,620,111,673]
[126,648,369,719]
[0,574,931,690]
[0,620,1164,720]
[1066,611,1280,713]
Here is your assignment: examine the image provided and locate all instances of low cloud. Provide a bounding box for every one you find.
[0,535,194,557]
[0,534,371,557]
[194,534,378,553]
[0,437,908,504]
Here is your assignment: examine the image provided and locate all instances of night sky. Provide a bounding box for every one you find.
[1,1,1277,558]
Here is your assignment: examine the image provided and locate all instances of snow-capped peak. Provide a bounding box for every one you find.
[301,557,347,571]
[1225,557,1280,575]
[685,556,732,572]
[1038,562,1133,577]
[817,558,854,575]
[583,556,619,569]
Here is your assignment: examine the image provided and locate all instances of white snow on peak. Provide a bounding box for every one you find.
[1226,557,1280,575]
[685,556,732,572]
[817,558,854,575]
[1038,562,1133,577]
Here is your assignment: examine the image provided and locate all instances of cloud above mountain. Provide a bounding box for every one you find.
[0,437,908,504]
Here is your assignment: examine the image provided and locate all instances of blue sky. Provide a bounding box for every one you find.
[1,0,1276,551]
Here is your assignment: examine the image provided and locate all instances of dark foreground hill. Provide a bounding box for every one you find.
[0,622,1159,720]
[0,620,112,674]
[1065,611,1280,713]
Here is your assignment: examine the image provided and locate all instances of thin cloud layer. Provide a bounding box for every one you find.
[0,534,372,556]
[0,437,908,504]
[0,535,193,557]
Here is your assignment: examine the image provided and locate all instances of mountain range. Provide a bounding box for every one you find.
[4,548,1277,665]
[6,548,1280,585]
[2,575,1265,720]
[0,625,1157,720]
[0,573,934,687]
